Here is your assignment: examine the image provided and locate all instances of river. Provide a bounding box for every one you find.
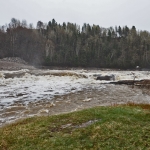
[0,69,150,127]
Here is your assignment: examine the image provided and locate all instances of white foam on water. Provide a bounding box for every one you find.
[0,70,103,109]
[0,69,150,126]
[0,70,150,106]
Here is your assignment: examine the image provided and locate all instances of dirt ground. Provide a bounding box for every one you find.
[0,60,35,70]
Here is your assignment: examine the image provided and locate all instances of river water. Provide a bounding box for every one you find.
[0,69,150,127]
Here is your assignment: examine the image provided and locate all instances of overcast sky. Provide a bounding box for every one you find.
[1,0,150,31]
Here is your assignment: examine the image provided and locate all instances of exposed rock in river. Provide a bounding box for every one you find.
[96,75,115,81]
[110,79,150,88]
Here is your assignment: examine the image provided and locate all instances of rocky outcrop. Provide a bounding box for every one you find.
[96,75,115,81]
[110,80,135,85]
[110,79,150,88]
[135,80,150,88]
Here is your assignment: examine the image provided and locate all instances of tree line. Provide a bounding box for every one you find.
[0,18,150,69]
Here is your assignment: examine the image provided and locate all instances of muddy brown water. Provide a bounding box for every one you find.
[0,84,150,127]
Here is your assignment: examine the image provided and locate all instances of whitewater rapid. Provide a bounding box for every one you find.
[0,69,150,126]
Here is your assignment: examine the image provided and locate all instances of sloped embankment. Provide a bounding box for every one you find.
[0,57,35,70]
[0,105,150,149]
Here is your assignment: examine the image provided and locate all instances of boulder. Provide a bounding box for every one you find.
[96,75,115,81]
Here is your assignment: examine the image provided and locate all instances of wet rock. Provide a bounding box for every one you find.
[16,93,27,97]
[96,75,115,81]
[93,74,101,77]
[55,92,59,95]
[7,95,16,98]
[135,79,150,88]
[110,80,135,85]
[71,87,76,91]
[110,79,150,88]
[44,90,53,92]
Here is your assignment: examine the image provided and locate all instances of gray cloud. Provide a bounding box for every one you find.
[0,0,150,31]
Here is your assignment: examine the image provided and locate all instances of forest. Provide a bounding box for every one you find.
[0,18,150,69]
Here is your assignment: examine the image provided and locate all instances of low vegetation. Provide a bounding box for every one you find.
[0,104,150,150]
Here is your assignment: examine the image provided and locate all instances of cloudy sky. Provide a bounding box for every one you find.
[0,0,150,31]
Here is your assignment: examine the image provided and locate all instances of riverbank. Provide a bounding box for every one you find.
[1,104,150,149]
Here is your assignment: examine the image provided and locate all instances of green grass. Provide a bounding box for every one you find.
[0,105,150,150]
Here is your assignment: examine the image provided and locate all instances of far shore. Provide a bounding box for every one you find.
[1,57,150,71]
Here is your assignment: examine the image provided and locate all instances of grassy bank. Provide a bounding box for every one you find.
[0,104,150,150]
